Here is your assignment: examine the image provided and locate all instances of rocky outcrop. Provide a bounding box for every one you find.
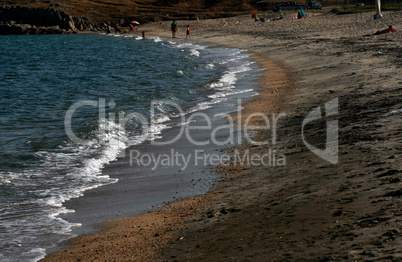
[0,5,92,35]
[0,22,68,34]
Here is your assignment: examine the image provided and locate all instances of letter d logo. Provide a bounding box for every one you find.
[302,98,339,164]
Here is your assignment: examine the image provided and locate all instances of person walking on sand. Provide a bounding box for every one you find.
[171,20,178,38]
[186,25,190,39]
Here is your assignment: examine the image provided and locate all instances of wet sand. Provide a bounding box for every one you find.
[42,10,402,261]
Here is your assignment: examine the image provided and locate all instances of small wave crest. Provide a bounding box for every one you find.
[151,37,162,42]
[208,88,255,99]
[167,40,206,57]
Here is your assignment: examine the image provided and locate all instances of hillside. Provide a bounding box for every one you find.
[1,0,256,24]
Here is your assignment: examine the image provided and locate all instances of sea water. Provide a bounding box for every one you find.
[0,33,260,261]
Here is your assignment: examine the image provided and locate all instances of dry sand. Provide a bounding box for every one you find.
[42,10,402,261]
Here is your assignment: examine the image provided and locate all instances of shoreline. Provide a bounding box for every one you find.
[43,11,401,261]
[40,33,269,261]
[40,33,289,262]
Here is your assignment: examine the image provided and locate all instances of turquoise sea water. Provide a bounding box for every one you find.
[0,33,259,261]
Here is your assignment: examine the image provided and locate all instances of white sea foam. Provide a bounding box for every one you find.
[190,49,200,56]
[152,37,162,42]
[175,42,206,50]
[27,248,46,262]
[155,39,259,120]
[146,123,170,140]
[218,54,250,65]
[207,72,237,90]
[153,115,171,124]
[206,62,253,91]
[208,88,255,99]
[0,172,18,184]
[185,98,228,115]
[168,40,205,57]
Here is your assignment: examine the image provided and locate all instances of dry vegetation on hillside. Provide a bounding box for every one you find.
[1,0,257,23]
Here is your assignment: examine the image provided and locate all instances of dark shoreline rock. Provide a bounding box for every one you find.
[0,5,92,35]
[0,22,71,35]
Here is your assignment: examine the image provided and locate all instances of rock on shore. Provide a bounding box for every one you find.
[0,5,91,35]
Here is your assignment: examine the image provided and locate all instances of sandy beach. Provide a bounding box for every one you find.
[42,9,401,261]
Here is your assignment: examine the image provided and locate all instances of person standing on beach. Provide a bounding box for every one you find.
[129,24,135,33]
[186,25,190,39]
[171,20,178,38]
[114,24,121,34]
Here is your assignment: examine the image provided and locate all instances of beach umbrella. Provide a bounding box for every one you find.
[131,21,140,25]
[300,8,306,18]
